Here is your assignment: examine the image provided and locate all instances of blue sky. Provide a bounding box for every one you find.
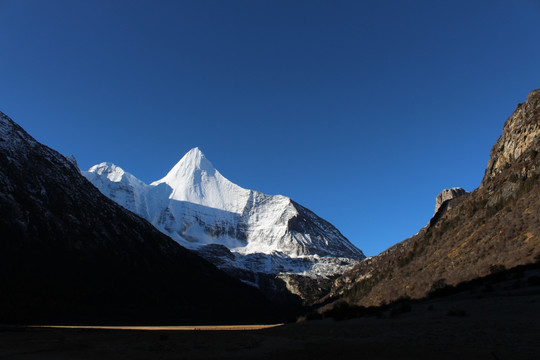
[1,0,540,256]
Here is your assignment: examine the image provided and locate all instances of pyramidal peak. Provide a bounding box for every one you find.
[176,147,213,172]
[174,147,213,172]
[152,147,216,187]
[150,147,251,213]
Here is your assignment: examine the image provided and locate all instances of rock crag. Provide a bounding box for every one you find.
[434,187,468,214]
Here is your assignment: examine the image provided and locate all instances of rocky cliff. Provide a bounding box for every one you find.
[434,187,468,214]
[484,89,540,182]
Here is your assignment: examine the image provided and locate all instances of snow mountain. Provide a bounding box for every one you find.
[83,148,365,287]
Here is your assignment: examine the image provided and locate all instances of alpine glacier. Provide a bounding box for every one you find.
[83,148,364,281]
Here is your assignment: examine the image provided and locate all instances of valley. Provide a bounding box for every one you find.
[1,89,540,358]
[1,268,538,360]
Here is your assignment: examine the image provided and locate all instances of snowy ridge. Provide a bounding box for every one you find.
[83,148,365,277]
[84,162,156,222]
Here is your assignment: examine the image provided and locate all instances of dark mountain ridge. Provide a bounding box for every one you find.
[0,111,279,325]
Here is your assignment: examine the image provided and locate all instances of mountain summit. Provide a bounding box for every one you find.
[151,148,250,213]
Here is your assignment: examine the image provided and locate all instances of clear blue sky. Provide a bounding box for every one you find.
[1,0,540,256]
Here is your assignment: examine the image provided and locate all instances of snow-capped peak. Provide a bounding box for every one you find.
[151,148,250,213]
[88,162,126,182]
[84,162,148,199]
[152,147,216,186]
[83,147,365,267]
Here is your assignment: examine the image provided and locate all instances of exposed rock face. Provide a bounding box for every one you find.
[322,89,540,308]
[484,89,540,182]
[434,187,468,214]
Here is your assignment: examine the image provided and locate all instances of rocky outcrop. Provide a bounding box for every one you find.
[484,89,540,182]
[434,187,468,214]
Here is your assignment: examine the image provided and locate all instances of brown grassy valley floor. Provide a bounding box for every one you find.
[1,278,539,360]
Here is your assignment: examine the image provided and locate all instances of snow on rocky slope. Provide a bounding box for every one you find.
[83,148,364,279]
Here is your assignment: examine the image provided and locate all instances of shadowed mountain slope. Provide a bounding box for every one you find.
[0,111,278,325]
